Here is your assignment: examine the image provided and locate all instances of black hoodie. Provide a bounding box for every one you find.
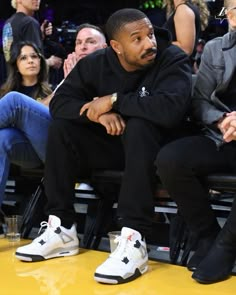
[50,27,192,129]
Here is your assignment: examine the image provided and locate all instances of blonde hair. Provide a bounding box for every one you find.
[224,0,236,31]
[11,0,17,9]
[163,0,210,31]
[224,0,236,9]
[192,0,210,31]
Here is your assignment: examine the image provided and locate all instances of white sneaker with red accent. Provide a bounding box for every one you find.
[94,227,148,284]
[15,215,79,262]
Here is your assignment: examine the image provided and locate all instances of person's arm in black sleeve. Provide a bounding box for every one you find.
[113,46,192,128]
[49,58,93,122]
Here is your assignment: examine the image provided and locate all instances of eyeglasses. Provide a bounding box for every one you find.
[18,53,40,61]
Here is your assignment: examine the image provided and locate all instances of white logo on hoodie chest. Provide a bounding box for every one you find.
[139,87,149,97]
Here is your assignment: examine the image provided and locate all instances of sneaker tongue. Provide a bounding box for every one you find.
[48,215,61,228]
[121,227,141,240]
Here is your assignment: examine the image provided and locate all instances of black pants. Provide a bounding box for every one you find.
[44,118,164,236]
[156,135,236,237]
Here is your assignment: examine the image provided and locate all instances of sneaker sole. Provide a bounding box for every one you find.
[94,264,148,284]
[15,247,79,262]
[192,272,230,284]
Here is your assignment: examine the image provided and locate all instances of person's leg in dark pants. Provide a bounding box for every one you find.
[192,180,236,284]
[156,136,235,270]
[95,118,165,284]
[16,119,124,262]
[44,119,124,227]
[117,118,163,237]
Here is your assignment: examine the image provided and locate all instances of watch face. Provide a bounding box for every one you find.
[111,93,117,104]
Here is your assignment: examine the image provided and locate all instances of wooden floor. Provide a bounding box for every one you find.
[1,239,236,294]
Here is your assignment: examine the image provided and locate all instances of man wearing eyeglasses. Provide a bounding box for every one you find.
[156,0,236,285]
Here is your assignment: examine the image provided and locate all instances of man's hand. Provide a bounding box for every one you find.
[218,112,236,142]
[39,93,54,107]
[98,112,125,135]
[41,20,53,39]
[63,52,78,78]
[47,55,63,69]
[80,94,113,121]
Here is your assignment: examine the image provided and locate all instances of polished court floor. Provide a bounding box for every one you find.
[1,239,236,295]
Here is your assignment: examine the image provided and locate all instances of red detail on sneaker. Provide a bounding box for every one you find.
[127,233,134,241]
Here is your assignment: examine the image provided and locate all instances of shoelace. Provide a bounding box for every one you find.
[35,220,57,242]
[111,235,134,259]
[38,221,48,235]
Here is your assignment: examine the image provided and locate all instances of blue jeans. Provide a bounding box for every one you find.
[0,91,51,204]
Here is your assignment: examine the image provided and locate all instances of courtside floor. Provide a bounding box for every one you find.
[1,238,236,295]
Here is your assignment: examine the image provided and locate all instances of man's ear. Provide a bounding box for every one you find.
[227,10,236,29]
[110,40,122,55]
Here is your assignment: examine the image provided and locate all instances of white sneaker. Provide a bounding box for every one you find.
[94,227,148,284]
[15,215,79,262]
[78,183,94,191]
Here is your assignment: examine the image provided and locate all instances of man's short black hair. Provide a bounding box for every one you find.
[106,8,147,41]
[76,23,105,38]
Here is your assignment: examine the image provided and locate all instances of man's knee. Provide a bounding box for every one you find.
[155,142,186,179]
[124,118,161,144]
[48,119,70,132]
[47,119,82,146]
[125,118,153,134]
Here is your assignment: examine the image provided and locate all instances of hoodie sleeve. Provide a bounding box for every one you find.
[112,46,192,128]
[49,58,94,122]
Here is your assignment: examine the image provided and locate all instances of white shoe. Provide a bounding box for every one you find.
[78,183,94,191]
[15,215,79,262]
[94,227,148,284]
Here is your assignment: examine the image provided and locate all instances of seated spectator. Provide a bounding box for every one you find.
[0,24,107,207]
[14,8,192,285]
[156,0,236,284]
[0,40,52,99]
[0,41,52,206]
[163,0,209,56]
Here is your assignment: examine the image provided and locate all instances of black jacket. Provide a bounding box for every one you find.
[192,30,236,146]
[50,27,192,129]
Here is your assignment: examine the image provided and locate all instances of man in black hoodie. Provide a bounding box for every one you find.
[15,8,192,284]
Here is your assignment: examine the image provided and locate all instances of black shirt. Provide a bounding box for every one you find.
[17,84,38,99]
[2,12,42,62]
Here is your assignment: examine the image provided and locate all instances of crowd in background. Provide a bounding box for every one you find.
[0,0,229,87]
[1,0,236,287]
